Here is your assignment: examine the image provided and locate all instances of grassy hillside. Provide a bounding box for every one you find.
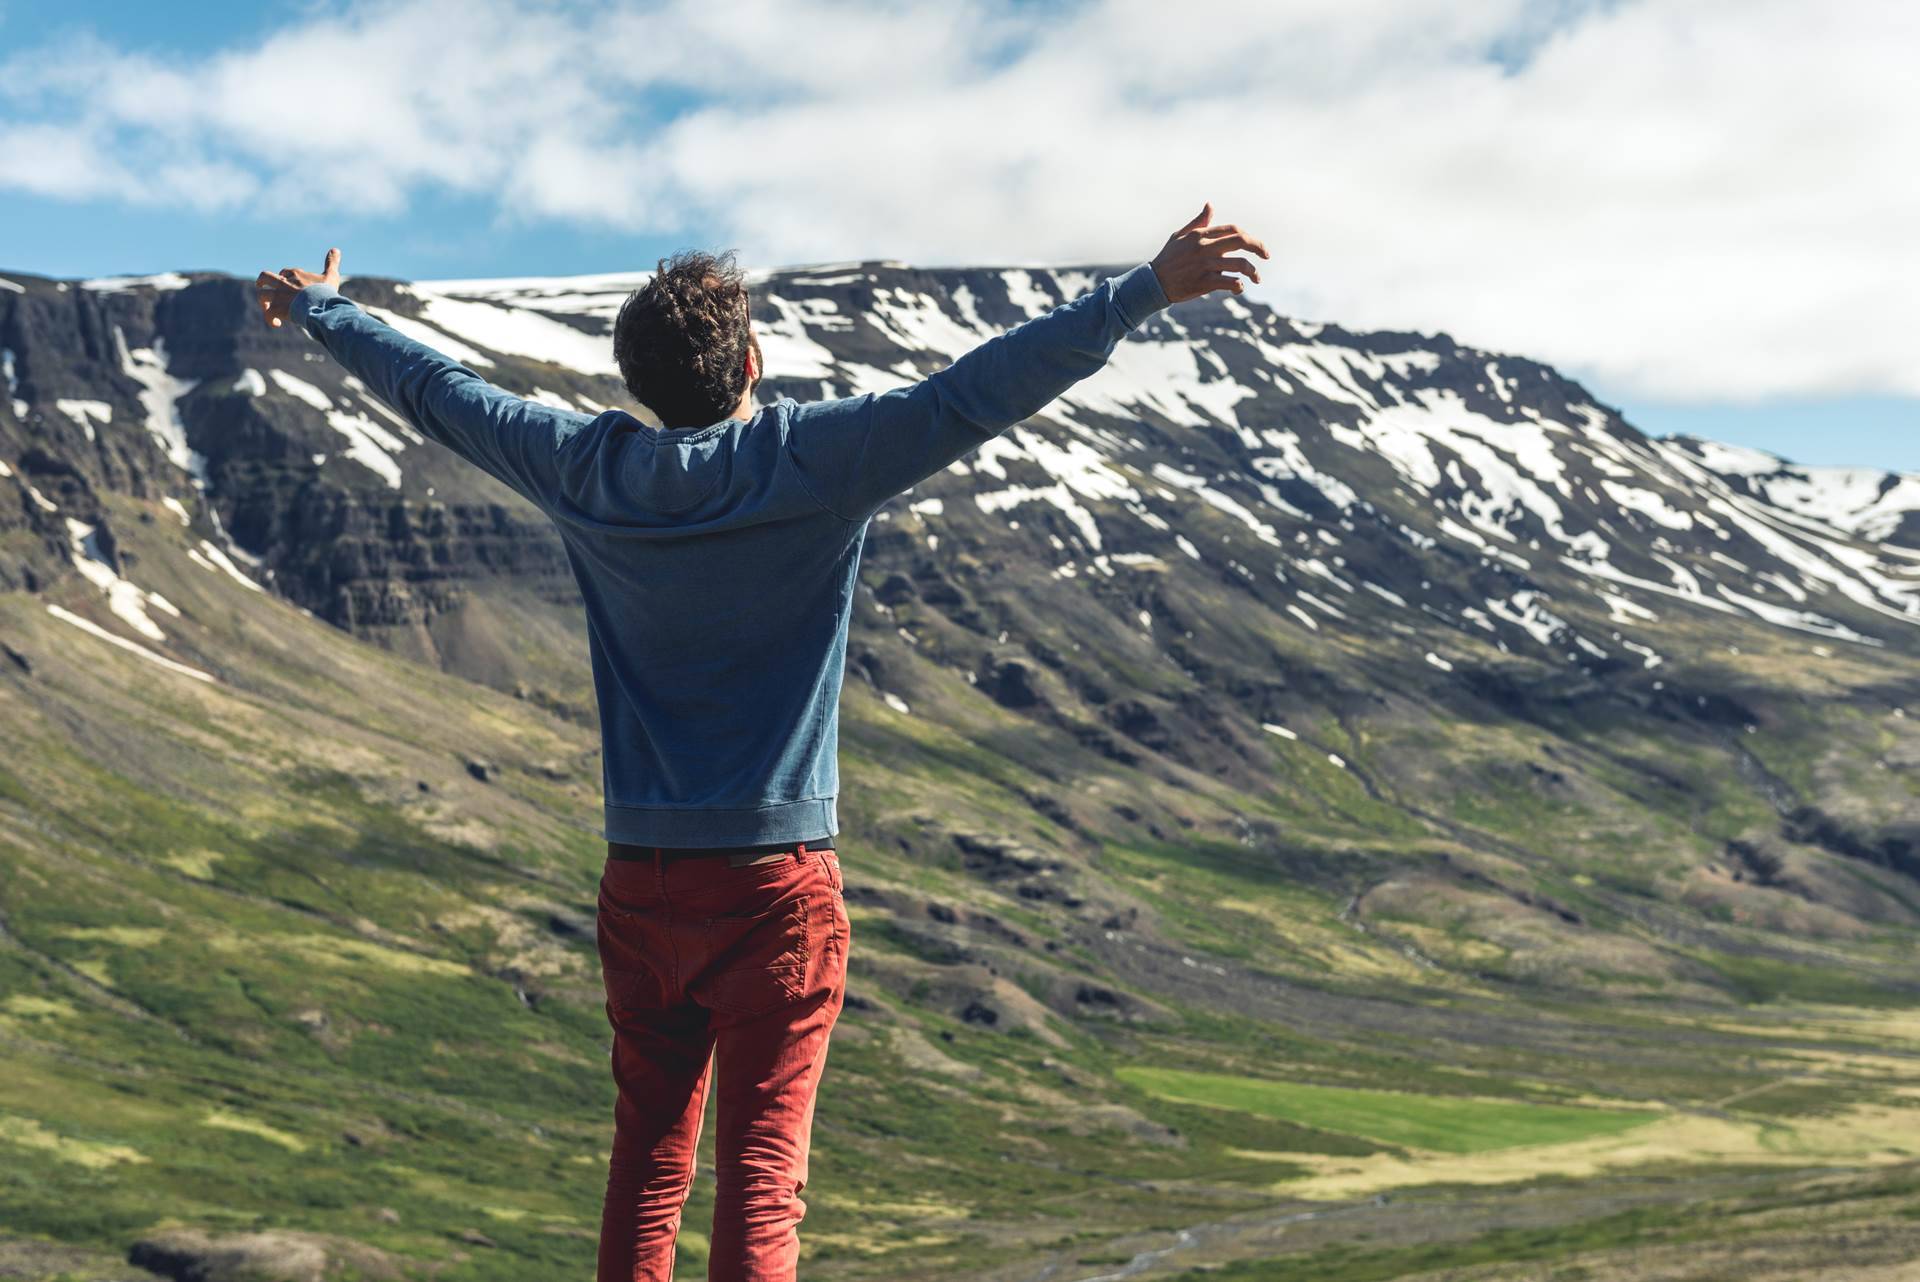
[1,486,1917,1281]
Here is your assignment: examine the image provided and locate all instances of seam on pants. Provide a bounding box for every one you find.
[655,847,683,1000]
[679,1051,713,1231]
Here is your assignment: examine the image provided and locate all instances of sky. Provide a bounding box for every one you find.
[1,0,1914,471]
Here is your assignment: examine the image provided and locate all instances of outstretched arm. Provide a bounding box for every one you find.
[783,203,1269,524]
[255,248,584,509]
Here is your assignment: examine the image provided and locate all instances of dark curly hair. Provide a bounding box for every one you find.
[612,248,762,428]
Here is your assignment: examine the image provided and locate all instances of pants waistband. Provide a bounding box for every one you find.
[607,838,834,862]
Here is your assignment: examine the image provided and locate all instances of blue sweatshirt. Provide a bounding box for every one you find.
[291,262,1172,847]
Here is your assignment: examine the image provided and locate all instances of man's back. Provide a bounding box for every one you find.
[546,399,863,846]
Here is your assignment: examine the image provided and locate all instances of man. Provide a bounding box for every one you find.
[255,203,1267,1282]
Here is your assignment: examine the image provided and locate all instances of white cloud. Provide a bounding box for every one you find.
[1,0,1914,402]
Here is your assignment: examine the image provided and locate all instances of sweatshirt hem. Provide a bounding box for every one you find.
[603,797,839,847]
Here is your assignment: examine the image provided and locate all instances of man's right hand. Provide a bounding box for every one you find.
[1149,204,1270,304]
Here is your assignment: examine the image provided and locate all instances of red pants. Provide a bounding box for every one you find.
[595,842,850,1282]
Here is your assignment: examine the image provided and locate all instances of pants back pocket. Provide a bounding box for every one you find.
[697,897,810,1018]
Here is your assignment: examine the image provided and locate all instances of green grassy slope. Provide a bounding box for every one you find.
[1,488,1918,1281]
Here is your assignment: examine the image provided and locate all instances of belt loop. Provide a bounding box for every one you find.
[653,845,665,897]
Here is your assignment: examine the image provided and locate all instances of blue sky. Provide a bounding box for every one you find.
[2,0,1913,472]
[1586,395,1918,473]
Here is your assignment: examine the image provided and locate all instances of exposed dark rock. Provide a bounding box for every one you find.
[1726,839,1787,887]
[546,908,593,939]
[1785,806,1920,882]
[959,1000,1000,1026]
[951,831,1062,880]
[1068,720,1141,765]
[874,572,916,606]
[1106,698,1176,753]
[912,564,966,607]
[128,1228,398,1282]
[1021,787,1082,834]
[984,658,1044,709]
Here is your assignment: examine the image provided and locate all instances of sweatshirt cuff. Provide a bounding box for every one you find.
[1113,262,1171,328]
[289,281,342,336]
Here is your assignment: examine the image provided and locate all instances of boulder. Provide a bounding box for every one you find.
[128,1228,397,1282]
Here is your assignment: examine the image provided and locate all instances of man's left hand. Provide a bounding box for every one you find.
[256,247,343,330]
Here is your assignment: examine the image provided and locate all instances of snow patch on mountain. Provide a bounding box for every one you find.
[64,517,174,641]
[399,286,619,376]
[187,539,265,591]
[322,410,409,489]
[81,272,191,293]
[1068,339,1259,432]
[358,305,495,368]
[754,296,840,380]
[409,271,650,323]
[267,370,333,412]
[46,604,214,683]
[4,347,27,419]
[112,329,203,483]
[1001,270,1054,318]
[55,399,111,441]
[1677,438,1920,546]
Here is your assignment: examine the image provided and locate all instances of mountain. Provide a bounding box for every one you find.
[1,261,1916,1282]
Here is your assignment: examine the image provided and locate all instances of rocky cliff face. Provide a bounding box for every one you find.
[0,272,578,677]
[7,261,1914,673]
